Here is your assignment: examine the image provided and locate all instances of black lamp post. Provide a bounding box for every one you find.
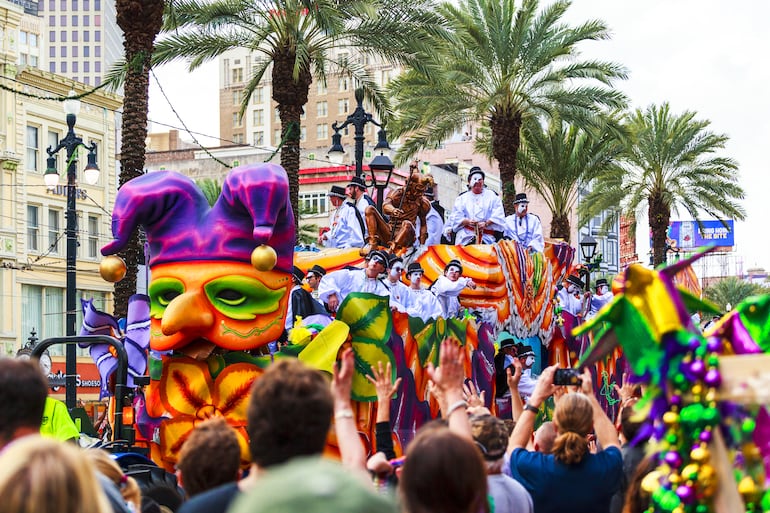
[327,88,395,209]
[579,234,598,291]
[44,90,100,410]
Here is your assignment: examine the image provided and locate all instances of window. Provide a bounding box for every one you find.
[95,30,101,42]
[19,54,27,65]
[338,52,349,66]
[72,62,78,72]
[85,77,91,85]
[60,0,66,8]
[49,30,55,42]
[60,29,67,42]
[21,285,99,354]
[72,30,78,41]
[84,0,89,9]
[30,55,38,67]
[49,0,54,9]
[72,0,77,9]
[317,101,328,117]
[48,209,61,254]
[72,46,78,57]
[83,46,89,57]
[232,90,241,105]
[232,133,243,144]
[253,131,264,146]
[88,215,98,258]
[49,62,56,73]
[26,126,39,171]
[84,61,89,72]
[95,0,100,9]
[94,14,100,25]
[316,123,328,140]
[232,113,241,128]
[338,98,349,115]
[72,15,78,26]
[232,68,243,83]
[27,205,40,252]
[49,16,55,26]
[339,76,349,92]
[299,191,329,215]
[20,31,27,45]
[300,126,307,142]
[49,46,55,57]
[83,14,89,25]
[253,109,264,126]
[61,46,67,57]
[253,86,264,103]
[60,15,66,27]
[83,30,89,42]
[317,81,327,95]
[61,62,67,72]
[95,62,101,72]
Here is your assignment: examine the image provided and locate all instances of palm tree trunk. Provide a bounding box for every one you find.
[113,0,164,317]
[550,212,571,243]
[272,49,311,241]
[648,192,670,267]
[490,111,522,216]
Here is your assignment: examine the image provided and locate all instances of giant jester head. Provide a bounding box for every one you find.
[101,164,295,358]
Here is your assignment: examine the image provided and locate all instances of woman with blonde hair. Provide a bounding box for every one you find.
[0,436,112,513]
[87,448,143,512]
[506,366,622,513]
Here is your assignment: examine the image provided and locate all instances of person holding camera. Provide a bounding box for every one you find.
[506,366,622,513]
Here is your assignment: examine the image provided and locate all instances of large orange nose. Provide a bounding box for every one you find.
[161,290,215,335]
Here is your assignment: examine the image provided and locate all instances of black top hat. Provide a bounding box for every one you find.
[366,250,389,268]
[424,186,435,199]
[498,331,516,349]
[444,259,463,274]
[595,278,608,289]
[517,345,535,357]
[566,274,585,289]
[388,254,404,268]
[406,262,424,275]
[291,265,305,284]
[513,193,529,204]
[347,176,367,189]
[307,264,327,277]
[328,185,346,198]
[468,166,485,182]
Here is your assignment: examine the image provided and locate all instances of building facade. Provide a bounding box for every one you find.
[0,60,121,354]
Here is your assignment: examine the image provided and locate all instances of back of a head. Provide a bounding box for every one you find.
[87,449,142,511]
[470,415,508,464]
[401,427,489,513]
[620,399,648,444]
[533,421,557,453]
[0,358,48,446]
[552,393,593,465]
[177,416,241,497]
[229,456,396,513]
[0,436,112,513]
[247,359,333,468]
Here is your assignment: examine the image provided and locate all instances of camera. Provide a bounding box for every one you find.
[553,368,582,386]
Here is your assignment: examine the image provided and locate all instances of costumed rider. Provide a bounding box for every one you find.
[305,264,326,302]
[449,167,506,245]
[285,266,327,335]
[318,249,391,313]
[384,255,411,311]
[400,262,443,322]
[347,176,376,230]
[415,185,445,247]
[557,274,586,317]
[589,278,613,317]
[504,193,544,253]
[431,259,477,318]
[318,185,364,249]
[513,343,539,401]
[493,332,518,411]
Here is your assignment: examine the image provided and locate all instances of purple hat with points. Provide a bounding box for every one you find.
[101,164,296,272]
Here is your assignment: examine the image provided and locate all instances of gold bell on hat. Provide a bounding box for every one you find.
[251,245,277,272]
[99,255,127,283]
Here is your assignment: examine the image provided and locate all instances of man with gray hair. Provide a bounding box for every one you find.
[448,167,506,245]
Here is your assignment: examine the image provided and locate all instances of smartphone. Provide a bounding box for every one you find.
[553,368,582,386]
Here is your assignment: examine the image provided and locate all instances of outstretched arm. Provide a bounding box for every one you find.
[427,339,473,441]
[332,348,366,470]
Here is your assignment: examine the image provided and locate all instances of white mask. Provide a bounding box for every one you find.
[566,284,575,294]
[517,204,526,214]
[525,356,535,367]
[598,285,608,295]
[409,272,422,282]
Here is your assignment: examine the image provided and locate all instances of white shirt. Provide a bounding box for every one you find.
[450,189,506,245]
[385,279,411,310]
[284,284,303,330]
[504,213,544,252]
[323,202,364,249]
[402,286,444,321]
[318,268,390,305]
[590,290,614,316]
[431,275,473,318]
[423,206,445,246]
[557,286,584,317]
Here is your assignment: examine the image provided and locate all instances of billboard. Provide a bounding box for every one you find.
[669,220,734,250]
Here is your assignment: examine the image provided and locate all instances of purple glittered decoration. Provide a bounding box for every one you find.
[101,164,296,272]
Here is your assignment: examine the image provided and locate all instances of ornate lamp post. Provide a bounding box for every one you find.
[327,88,394,209]
[579,234,598,291]
[44,90,100,409]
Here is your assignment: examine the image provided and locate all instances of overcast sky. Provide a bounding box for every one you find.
[148,0,770,270]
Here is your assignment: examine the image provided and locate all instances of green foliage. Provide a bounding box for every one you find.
[195,178,222,207]
[388,0,627,166]
[703,277,767,312]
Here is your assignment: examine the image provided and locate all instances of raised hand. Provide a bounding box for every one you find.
[367,361,402,403]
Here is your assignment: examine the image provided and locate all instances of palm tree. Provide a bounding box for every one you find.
[387,0,627,214]
[112,0,166,318]
[704,277,767,312]
[151,0,447,237]
[516,116,626,242]
[580,103,747,267]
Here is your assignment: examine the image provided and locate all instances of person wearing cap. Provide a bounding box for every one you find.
[494,332,518,401]
[285,266,326,334]
[589,277,613,317]
[384,255,410,310]
[415,185,445,246]
[346,175,376,222]
[400,262,443,321]
[515,344,539,400]
[449,166,506,245]
[318,185,364,249]
[504,193,544,253]
[317,249,391,313]
[557,274,586,317]
[430,259,477,318]
[305,264,326,301]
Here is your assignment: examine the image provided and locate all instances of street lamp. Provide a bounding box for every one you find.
[579,235,598,291]
[327,88,395,209]
[45,90,100,410]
